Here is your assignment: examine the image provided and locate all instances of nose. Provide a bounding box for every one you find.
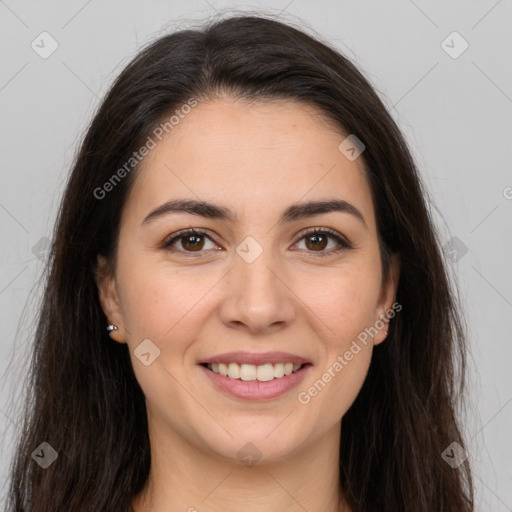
[218,242,296,334]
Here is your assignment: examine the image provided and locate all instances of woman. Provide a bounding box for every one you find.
[6,14,474,512]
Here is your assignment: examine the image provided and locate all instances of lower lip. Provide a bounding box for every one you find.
[199,364,312,400]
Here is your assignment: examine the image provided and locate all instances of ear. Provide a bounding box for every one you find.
[373,253,400,346]
[93,254,127,344]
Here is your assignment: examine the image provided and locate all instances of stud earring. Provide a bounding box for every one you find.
[106,324,118,332]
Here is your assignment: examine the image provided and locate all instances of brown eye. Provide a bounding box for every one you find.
[304,232,329,251]
[162,229,218,254]
[161,227,352,258]
[294,228,353,257]
[180,233,205,251]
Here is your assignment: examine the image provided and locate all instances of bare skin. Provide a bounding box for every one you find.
[95,96,400,512]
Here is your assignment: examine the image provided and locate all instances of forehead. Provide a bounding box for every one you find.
[123,97,376,233]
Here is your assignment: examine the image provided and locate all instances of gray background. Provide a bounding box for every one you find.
[1,0,511,509]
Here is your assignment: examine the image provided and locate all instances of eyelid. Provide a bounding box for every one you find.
[294,226,352,247]
[160,227,216,251]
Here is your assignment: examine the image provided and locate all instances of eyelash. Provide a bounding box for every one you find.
[160,227,353,258]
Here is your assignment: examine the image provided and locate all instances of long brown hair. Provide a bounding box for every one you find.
[5,13,474,511]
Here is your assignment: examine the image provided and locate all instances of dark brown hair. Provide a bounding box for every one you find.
[6,13,474,511]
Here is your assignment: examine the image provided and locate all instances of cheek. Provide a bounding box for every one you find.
[118,258,220,345]
[323,343,373,421]
[295,263,381,342]
[119,267,209,397]
[296,272,377,418]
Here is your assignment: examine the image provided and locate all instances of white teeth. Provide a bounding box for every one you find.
[206,362,304,381]
[256,364,274,382]
[274,362,285,378]
[240,364,257,381]
[228,363,241,379]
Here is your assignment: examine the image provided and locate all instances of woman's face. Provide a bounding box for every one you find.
[96,97,399,464]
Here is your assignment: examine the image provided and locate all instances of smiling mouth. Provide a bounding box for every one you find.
[201,362,311,382]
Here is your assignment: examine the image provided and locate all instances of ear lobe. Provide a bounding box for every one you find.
[373,253,401,346]
[94,254,126,343]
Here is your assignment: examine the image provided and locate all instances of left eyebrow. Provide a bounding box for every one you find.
[141,198,368,231]
[278,199,368,231]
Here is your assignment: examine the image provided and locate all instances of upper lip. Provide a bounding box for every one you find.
[199,351,311,366]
